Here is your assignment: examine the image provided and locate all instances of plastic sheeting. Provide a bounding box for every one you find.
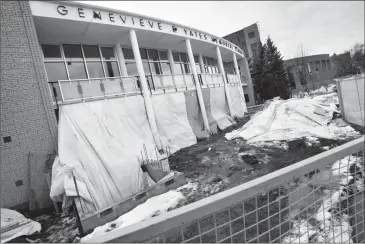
[202,88,219,134]
[54,96,158,211]
[184,90,209,140]
[209,87,235,130]
[226,98,337,143]
[1,208,41,243]
[151,92,197,153]
[228,86,246,118]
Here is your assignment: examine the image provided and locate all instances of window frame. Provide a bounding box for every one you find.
[41,43,121,82]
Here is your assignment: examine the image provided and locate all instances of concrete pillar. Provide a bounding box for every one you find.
[115,43,128,76]
[185,39,210,133]
[167,49,176,74]
[129,29,163,150]
[216,46,234,118]
[198,54,205,74]
[233,53,248,112]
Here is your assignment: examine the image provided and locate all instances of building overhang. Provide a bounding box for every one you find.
[30,1,246,62]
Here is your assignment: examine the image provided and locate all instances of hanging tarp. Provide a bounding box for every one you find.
[229,86,246,118]
[54,96,158,211]
[184,90,209,140]
[151,92,197,153]
[209,87,235,130]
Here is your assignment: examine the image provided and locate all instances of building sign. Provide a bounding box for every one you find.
[31,2,244,57]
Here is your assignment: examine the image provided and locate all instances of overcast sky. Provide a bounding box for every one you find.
[81,1,364,59]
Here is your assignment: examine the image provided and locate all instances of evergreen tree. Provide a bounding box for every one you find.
[251,42,266,103]
[264,37,291,99]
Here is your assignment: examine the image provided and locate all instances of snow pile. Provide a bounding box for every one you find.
[310,84,336,95]
[248,140,289,150]
[225,96,359,143]
[81,190,185,242]
[282,155,364,243]
[1,208,41,243]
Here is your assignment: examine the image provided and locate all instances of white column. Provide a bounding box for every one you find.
[185,39,210,133]
[198,54,205,74]
[115,43,128,76]
[129,29,164,150]
[216,46,234,118]
[233,53,248,112]
[167,49,176,74]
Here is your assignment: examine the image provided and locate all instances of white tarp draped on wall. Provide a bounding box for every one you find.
[209,87,235,130]
[53,96,158,211]
[229,86,246,118]
[151,92,197,153]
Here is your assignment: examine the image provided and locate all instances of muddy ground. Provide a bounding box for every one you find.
[8,117,363,243]
[169,118,360,205]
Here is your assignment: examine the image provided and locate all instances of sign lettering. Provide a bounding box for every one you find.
[55,5,244,56]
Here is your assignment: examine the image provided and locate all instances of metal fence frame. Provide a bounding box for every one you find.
[85,136,365,243]
[337,75,365,128]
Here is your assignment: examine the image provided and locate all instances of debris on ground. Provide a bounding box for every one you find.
[225,94,359,143]
[1,208,41,243]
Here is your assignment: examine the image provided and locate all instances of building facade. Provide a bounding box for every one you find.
[1,1,251,208]
[223,23,261,106]
[283,54,334,94]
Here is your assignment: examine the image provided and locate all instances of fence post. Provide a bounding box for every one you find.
[336,79,345,120]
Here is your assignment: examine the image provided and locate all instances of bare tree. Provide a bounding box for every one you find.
[292,44,313,91]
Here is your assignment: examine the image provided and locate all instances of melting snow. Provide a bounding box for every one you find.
[81,190,185,242]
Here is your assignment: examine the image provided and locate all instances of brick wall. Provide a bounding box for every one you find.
[1,1,57,208]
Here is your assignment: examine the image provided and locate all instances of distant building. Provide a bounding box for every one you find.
[331,52,355,77]
[284,54,334,94]
[223,23,261,106]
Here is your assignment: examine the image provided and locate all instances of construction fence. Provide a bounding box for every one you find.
[337,75,365,127]
[85,136,365,243]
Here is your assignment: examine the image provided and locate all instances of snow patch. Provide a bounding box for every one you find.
[81,190,185,242]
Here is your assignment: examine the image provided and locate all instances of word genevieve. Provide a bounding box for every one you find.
[57,5,243,55]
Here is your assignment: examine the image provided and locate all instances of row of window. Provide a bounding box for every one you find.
[42,44,237,82]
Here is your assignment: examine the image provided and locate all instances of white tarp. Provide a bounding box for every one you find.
[229,86,246,118]
[151,92,197,153]
[53,96,158,211]
[225,97,342,142]
[209,87,235,130]
[1,208,41,243]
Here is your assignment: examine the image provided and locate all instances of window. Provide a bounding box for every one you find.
[224,62,236,75]
[203,56,219,74]
[63,44,83,59]
[44,62,68,81]
[286,66,296,88]
[248,31,255,39]
[42,45,62,59]
[83,45,101,59]
[244,94,249,102]
[173,52,191,74]
[42,44,121,83]
[67,62,87,79]
[103,62,120,77]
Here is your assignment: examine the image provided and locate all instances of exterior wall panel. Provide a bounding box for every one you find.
[0,1,58,208]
